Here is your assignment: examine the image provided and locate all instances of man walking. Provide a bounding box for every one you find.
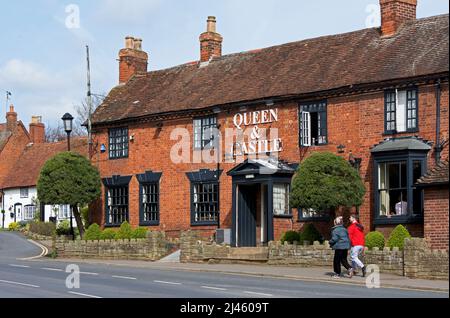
[348,215,366,277]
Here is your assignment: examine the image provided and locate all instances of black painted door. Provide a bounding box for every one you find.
[238,185,258,247]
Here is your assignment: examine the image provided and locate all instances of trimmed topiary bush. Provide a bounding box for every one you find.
[116,222,133,240]
[387,225,411,250]
[84,223,102,241]
[365,231,385,250]
[100,229,117,240]
[56,220,71,236]
[131,227,148,239]
[299,223,323,244]
[281,231,301,244]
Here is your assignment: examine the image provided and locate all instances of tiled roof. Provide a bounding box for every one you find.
[0,138,88,190]
[0,124,11,151]
[92,14,449,125]
[416,160,449,187]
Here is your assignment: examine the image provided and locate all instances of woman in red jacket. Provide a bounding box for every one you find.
[348,215,366,277]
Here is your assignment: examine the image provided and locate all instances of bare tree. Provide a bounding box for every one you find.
[45,94,105,143]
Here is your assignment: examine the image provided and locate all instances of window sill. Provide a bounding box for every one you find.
[190,222,219,227]
[297,216,330,222]
[140,222,160,227]
[373,215,423,225]
[273,214,294,219]
[108,156,129,161]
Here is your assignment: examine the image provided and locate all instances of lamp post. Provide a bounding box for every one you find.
[61,113,75,240]
[62,113,74,151]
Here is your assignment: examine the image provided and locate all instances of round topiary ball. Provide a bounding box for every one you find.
[365,231,385,250]
[281,231,301,244]
[387,225,411,250]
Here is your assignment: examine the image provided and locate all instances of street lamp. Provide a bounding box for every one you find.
[61,113,75,240]
[62,113,74,151]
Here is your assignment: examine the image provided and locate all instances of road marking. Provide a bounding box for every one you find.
[112,275,137,280]
[154,280,182,285]
[243,291,273,297]
[41,267,64,272]
[9,264,30,268]
[201,286,228,291]
[68,291,102,299]
[17,240,48,261]
[80,272,99,276]
[0,279,40,288]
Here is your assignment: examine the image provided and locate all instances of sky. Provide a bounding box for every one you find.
[0,0,448,129]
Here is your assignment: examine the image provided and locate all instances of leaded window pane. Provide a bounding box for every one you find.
[192,182,219,223]
[109,128,129,159]
[106,186,129,225]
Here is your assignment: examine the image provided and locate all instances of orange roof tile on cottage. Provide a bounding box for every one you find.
[0,137,88,190]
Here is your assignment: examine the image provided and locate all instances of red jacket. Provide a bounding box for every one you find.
[348,222,365,247]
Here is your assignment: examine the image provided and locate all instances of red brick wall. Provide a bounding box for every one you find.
[91,82,449,241]
[424,187,449,250]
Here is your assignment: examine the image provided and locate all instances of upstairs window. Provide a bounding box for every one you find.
[109,127,129,159]
[20,188,29,198]
[299,101,327,147]
[193,116,217,150]
[385,88,418,134]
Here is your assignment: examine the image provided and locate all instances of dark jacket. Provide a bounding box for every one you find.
[329,225,351,250]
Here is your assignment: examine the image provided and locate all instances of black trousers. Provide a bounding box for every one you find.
[333,249,351,275]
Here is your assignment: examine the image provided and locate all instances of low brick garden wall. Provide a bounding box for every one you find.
[54,231,174,261]
[180,231,448,280]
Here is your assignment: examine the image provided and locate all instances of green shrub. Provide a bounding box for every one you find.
[56,220,71,236]
[18,221,29,229]
[131,227,148,239]
[81,206,90,227]
[387,225,411,250]
[116,222,133,240]
[84,223,102,241]
[365,231,385,250]
[8,222,19,231]
[29,222,56,236]
[281,231,301,244]
[100,229,117,240]
[299,223,323,244]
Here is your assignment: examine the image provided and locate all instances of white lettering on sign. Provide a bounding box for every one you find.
[233,109,279,130]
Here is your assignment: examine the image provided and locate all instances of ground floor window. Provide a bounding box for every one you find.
[106,186,129,226]
[58,205,71,219]
[192,182,219,224]
[378,160,424,218]
[298,208,329,220]
[24,205,36,220]
[273,183,290,216]
[141,183,159,224]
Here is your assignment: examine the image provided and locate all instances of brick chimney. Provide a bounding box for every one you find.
[6,105,17,132]
[199,16,223,63]
[119,36,148,84]
[29,116,45,144]
[380,0,417,36]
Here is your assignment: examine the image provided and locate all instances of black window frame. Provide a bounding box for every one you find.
[186,169,222,226]
[103,175,132,227]
[373,152,426,225]
[299,100,328,147]
[108,127,129,159]
[193,116,218,150]
[137,171,162,226]
[384,87,419,135]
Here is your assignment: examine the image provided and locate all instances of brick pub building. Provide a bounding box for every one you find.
[90,0,449,249]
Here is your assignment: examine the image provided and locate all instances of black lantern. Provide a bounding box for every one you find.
[61,113,74,151]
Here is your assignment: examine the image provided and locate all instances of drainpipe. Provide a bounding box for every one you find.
[435,79,442,164]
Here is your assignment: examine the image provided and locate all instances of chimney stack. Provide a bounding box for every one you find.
[29,116,45,144]
[6,105,17,132]
[380,0,417,36]
[199,16,223,63]
[119,36,148,84]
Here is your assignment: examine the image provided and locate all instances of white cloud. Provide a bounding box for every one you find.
[97,0,162,23]
[0,59,64,91]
